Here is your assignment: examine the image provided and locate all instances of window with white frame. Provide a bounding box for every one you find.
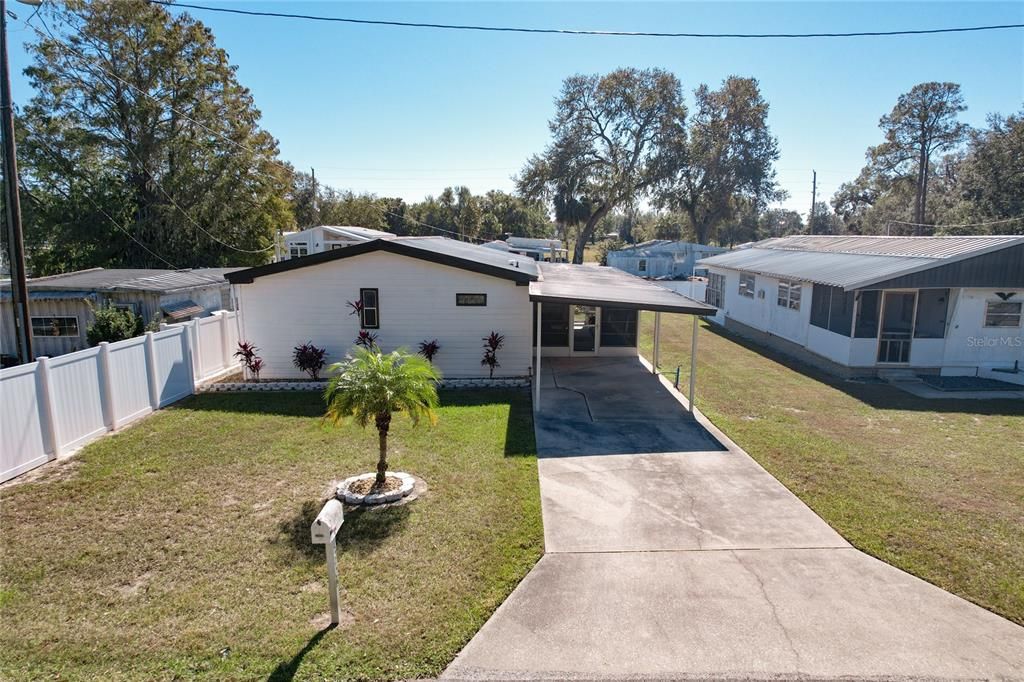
[289,242,309,258]
[739,273,756,298]
[706,272,725,308]
[31,316,79,337]
[638,259,647,272]
[359,288,380,328]
[984,300,1022,328]
[777,279,802,310]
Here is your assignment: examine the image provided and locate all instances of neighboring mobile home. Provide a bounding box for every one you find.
[226,237,713,380]
[608,240,728,279]
[1,268,237,361]
[281,225,395,259]
[698,235,1024,379]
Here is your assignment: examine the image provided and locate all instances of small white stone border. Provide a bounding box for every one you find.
[199,377,530,392]
[337,471,416,506]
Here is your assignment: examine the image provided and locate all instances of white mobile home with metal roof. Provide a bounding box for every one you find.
[1,268,237,361]
[698,235,1024,380]
[226,237,714,385]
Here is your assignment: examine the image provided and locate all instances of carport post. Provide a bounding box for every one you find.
[688,315,698,413]
[534,301,542,411]
[652,311,661,374]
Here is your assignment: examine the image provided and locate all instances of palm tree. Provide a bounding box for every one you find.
[323,347,441,488]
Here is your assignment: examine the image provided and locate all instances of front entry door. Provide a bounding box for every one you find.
[572,305,597,353]
[877,291,916,363]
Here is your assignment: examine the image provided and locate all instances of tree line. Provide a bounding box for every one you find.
[8,1,1021,276]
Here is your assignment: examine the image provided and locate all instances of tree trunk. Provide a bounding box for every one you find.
[374,412,392,487]
[914,144,928,228]
[572,205,611,264]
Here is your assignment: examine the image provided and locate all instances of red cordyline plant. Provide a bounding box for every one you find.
[346,300,363,316]
[355,330,379,350]
[293,341,328,380]
[234,341,264,382]
[481,331,504,378]
[418,339,441,363]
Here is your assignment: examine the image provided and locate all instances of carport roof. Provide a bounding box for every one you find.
[530,263,716,314]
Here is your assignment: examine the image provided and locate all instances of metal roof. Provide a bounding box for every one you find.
[321,225,395,240]
[11,268,238,293]
[698,235,1024,290]
[161,299,204,319]
[612,240,728,257]
[227,237,539,284]
[530,263,716,314]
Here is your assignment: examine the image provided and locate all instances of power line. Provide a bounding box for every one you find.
[31,13,487,245]
[147,1,1024,39]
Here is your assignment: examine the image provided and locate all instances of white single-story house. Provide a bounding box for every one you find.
[1,268,238,362]
[226,237,714,405]
[698,235,1024,380]
[280,225,395,260]
[481,236,568,262]
[608,240,728,279]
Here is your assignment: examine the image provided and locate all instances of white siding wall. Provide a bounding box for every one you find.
[235,252,534,379]
[806,325,852,365]
[941,288,1024,374]
[713,268,810,345]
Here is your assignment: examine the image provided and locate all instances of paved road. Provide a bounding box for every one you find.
[443,357,1024,680]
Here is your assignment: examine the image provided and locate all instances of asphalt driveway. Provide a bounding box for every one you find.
[443,357,1024,680]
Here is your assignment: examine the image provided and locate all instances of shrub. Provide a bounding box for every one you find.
[293,342,328,380]
[233,340,264,382]
[355,330,379,350]
[481,331,505,378]
[418,339,441,363]
[86,304,143,346]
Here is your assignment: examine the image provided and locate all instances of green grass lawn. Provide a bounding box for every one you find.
[640,312,1024,625]
[0,390,542,681]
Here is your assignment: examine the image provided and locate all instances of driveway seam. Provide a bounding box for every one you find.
[546,546,856,555]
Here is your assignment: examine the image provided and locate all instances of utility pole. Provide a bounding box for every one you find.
[808,170,817,235]
[311,167,319,225]
[1,0,34,364]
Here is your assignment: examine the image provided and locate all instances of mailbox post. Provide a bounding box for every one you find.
[310,499,345,625]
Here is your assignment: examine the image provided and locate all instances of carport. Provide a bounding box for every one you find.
[529,263,716,412]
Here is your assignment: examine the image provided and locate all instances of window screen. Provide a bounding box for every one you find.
[31,316,79,337]
[854,291,880,338]
[706,273,725,308]
[456,293,487,306]
[739,273,755,298]
[985,300,1022,328]
[600,308,638,347]
[915,289,949,338]
[535,303,570,347]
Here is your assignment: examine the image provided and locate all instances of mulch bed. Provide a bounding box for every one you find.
[348,475,403,496]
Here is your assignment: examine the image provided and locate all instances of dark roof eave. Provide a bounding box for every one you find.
[226,239,536,284]
[529,292,716,315]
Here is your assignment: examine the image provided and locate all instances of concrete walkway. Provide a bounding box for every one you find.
[443,358,1024,680]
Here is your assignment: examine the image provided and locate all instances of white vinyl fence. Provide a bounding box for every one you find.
[1,311,239,483]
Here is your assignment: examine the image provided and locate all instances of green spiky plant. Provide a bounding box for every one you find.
[324,347,442,488]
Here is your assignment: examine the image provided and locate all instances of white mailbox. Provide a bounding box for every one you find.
[311,498,345,625]
[311,499,344,544]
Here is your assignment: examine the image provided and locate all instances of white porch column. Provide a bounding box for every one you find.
[652,311,662,374]
[688,315,698,413]
[534,302,542,411]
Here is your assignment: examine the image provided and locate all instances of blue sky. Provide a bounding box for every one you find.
[7,1,1023,218]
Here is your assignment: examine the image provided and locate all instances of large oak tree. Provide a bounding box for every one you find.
[517,68,686,263]
[19,0,291,273]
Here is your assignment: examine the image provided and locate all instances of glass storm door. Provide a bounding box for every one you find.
[573,305,597,352]
[877,291,916,364]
